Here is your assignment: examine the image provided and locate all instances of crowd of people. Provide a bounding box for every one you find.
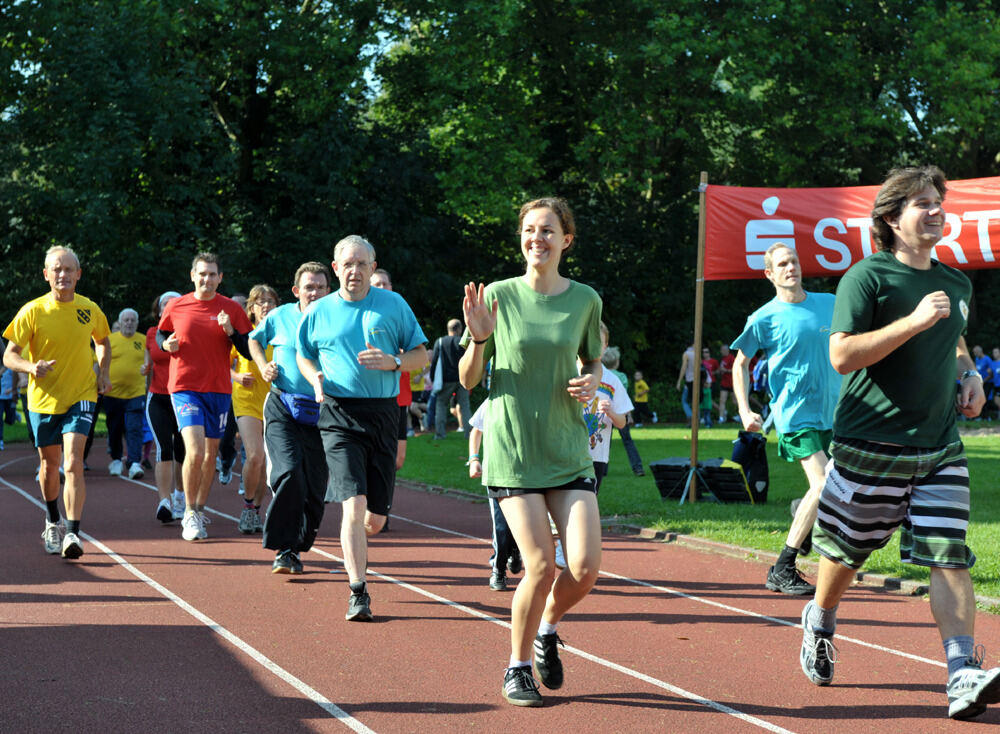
[5,170,1000,718]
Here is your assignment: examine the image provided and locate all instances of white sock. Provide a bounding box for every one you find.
[538,620,558,636]
[508,657,531,669]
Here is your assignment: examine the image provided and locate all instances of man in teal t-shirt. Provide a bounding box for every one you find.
[732,242,841,597]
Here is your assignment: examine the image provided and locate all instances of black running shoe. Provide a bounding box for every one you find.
[766,565,816,596]
[272,550,303,575]
[346,591,373,621]
[507,548,523,575]
[489,569,508,591]
[502,666,542,707]
[533,633,565,689]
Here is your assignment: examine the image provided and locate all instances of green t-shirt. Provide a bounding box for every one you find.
[831,251,971,447]
[477,277,603,488]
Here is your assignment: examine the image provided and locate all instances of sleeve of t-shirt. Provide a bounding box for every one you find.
[91,308,111,342]
[470,401,487,431]
[610,373,634,414]
[249,318,271,348]
[731,315,761,357]
[831,267,876,336]
[578,289,603,362]
[295,311,319,363]
[3,304,33,348]
[398,300,427,352]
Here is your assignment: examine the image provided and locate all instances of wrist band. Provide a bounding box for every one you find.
[469,454,480,459]
[473,337,489,345]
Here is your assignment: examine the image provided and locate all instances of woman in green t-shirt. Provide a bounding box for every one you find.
[459,197,604,707]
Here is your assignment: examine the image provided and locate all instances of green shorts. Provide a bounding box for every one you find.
[776,428,832,462]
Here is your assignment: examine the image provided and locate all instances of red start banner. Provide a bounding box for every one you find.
[704,177,1000,280]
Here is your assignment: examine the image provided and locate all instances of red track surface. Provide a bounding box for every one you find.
[4,439,1000,733]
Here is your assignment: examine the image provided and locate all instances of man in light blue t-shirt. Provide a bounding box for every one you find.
[732,242,841,596]
[296,235,427,623]
[249,261,332,576]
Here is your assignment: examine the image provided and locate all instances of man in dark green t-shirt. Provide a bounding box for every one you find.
[798,166,999,721]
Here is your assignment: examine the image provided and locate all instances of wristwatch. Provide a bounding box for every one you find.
[961,369,982,381]
[392,355,402,371]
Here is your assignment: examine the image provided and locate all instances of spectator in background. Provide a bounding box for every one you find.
[972,345,993,409]
[601,346,644,477]
[717,344,737,424]
[0,357,19,450]
[633,369,653,426]
[675,343,694,420]
[430,319,472,440]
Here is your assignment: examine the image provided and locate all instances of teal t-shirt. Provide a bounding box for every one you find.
[476,277,602,488]
[831,251,972,447]
[250,302,312,395]
[296,288,426,399]
[731,292,841,435]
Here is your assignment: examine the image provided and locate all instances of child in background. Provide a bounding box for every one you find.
[632,370,651,426]
[582,323,633,494]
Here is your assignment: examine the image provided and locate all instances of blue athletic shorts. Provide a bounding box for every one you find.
[170,391,231,439]
[30,400,97,448]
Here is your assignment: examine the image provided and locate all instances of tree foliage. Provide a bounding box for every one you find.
[3,0,999,400]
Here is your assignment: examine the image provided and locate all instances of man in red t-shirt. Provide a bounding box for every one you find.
[157,252,253,541]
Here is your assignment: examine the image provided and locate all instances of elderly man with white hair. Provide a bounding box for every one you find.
[105,306,147,479]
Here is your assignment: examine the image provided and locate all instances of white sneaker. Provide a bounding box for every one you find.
[554,539,566,570]
[108,459,123,476]
[181,511,202,541]
[196,511,209,539]
[61,531,83,559]
[41,518,66,554]
[170,491,185,520]
[948,651,1000,719]
[156,498,173,523]
[128,462,144,480]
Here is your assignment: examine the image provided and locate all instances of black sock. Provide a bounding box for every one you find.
[776,544,798,570]
[349,580,367,595]
[46,500,60,523]
[66,520,80,535]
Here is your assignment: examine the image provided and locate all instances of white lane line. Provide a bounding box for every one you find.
[395,514,945,668]
[0,472,374,734]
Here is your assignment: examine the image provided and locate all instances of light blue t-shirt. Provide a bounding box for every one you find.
[249,302,313,395]
[296,287,426,399]
[730,291,841,435]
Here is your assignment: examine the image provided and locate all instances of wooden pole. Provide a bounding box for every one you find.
[686,171,709,502]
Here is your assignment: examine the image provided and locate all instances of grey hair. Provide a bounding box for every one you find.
[45,246,81,269]
[118,307,139,322]
[333,235,375,263]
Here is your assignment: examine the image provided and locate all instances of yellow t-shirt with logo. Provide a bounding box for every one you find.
[3,293,111,414]
[107,331,147,399]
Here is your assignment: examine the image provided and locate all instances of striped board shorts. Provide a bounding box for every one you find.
[812,437,975,570]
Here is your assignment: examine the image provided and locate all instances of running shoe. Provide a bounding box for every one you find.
[765,564,816,596]
[128,462,144,480]
[800,601,837,685]
[108,459,123,476]
[196,511,209,539]
[41,518,66,555]
[489,569,507,591]
[502,666,542,707]
[554,539,566,570]
[253,510,264,533]
[238,507,256,534]
[61,531,83,559]
[181,511,202,541]
[272,550,303,575]
[156,498,173,524]
[533,633,565,689]
[345,590,373,622]
[947,647,1000,720]
[171,491,185,521]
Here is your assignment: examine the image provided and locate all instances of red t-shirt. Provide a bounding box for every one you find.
[158,293,252,394]
[145,326,171,395]
[720,352,735,389]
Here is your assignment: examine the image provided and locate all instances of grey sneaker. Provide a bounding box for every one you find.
[800,602,837,685]
[489,569,507,591]
[346,590,373,622]
[272,550,303,575]
[41,518,66,554]
[238,507,256,534]
[502,666,542,707]
[253,510,264,533]
[947,648,1000,720]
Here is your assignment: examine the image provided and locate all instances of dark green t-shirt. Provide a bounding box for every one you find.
[831,251,971,447]
[475,277,603,488]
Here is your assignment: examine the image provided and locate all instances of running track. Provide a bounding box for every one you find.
[3,440,999,733]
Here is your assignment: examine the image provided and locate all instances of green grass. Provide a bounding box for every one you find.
[399,423,1000,600]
